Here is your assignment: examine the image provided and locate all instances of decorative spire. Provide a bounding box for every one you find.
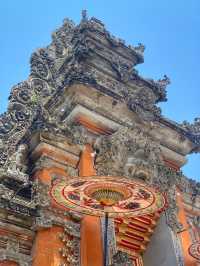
[81,10,88,22]
[157,74,171,89]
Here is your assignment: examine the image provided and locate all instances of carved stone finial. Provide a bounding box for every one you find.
[157,74,171,88]
[134,42,146,54]
[81,10,88,22]
[63,18,75,29]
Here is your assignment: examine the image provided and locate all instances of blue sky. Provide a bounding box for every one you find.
[0,0,199,180]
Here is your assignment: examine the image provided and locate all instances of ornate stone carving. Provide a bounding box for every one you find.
[95,126,184,232]
[192,216,200,229]
[171,230,185,266]
[32,207,81,235]
[111,251,133,266]
[31,179,50,208]
[134,43,145,55]
[63,220,81,238]
[157,74,171,92]
[0,182,36,217]
[188,242,200,261]
[126,87,162,120]
[181,118,200,134]
[0,13,198,179]
[166,187,184,233]
[4,144,29,183]
[149,164,184,232]
[33,210,53,230]
[0,78,51,169]
[51,18,74,58]
[94,126,162,179]
[0,184,15,201]
[178,176,200,204]
[59,237,80,266]
[59,221,80,266]
[181,118,200,145]
[109,55,133,83]
[0,237,32,266]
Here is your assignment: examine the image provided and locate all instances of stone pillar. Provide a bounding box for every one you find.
[79,144,103,266]
[32,167,67,266]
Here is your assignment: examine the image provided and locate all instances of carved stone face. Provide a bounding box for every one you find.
[125,162,151,182]
[94,127,163,180]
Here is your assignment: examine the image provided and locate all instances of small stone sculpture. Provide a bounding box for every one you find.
[6,144,29,183]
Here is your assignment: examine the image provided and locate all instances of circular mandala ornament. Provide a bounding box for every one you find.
[50,176,167,218]
[188,242,200,261]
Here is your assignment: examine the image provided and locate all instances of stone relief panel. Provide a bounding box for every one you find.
[94,126,162,180]
[94,126,184,233]
[0,236,32,266]
[111,251,133,266]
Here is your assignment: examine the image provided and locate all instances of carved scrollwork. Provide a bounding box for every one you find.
[181,118,200,134]
[109,55,133,83]
[0,80,38,167]
[51,18,74,58]
[30,52,50,81]
[30,77,55,98]
[95,126,184,233]
[59,222,80,266]
[33,210,53,230]
[188,242,200,261]
[156,74,171,90]
[111,251,133,266]
[63,221,81,238]
[191,215,200,229]
[9,81,32,106]
[0,237,32,266]
[127,87,162,120]
[31,179,50,208]
[0,184,14,199]
[134,43,145,55]
[94,126,162,179]
[0,113,15,136]
[180,118,200,146]
[146,75,170,102]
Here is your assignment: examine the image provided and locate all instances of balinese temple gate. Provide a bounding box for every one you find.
[0,11,199,266]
